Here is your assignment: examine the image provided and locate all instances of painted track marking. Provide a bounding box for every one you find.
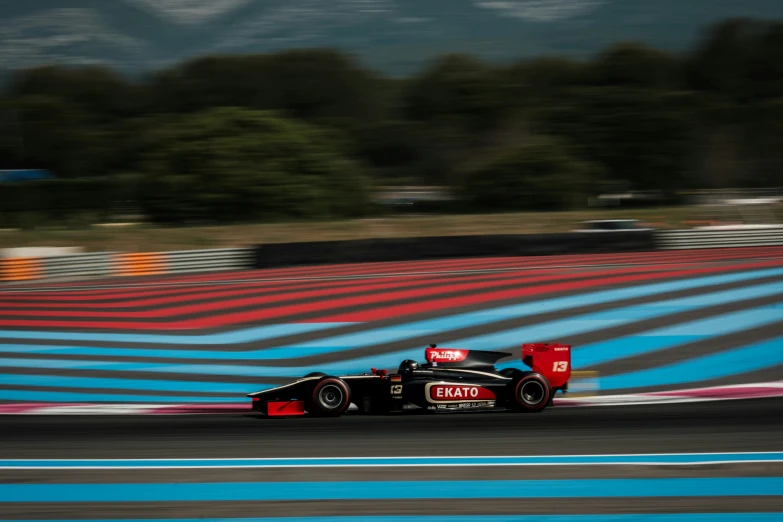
[1,477,782,501]
[2,452,782,469]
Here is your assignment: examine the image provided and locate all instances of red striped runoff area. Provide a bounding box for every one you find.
[0,247,781,410]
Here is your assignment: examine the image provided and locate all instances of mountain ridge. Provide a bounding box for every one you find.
[2,1,783,76]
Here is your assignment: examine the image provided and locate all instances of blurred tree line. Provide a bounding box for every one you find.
[1,18,782,225]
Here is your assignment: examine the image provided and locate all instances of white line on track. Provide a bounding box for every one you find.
[2,452,782,469]
[2,451,778,461]
[3,462,783,469]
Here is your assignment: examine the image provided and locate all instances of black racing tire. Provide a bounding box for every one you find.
[509,372,552,413]
[308,377,351,417]
[304,372,327,378]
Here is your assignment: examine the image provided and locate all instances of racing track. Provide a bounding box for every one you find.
[1,398,782,519]
[1,247,783,408]
[1,248,782,520]
[3,397,782,458]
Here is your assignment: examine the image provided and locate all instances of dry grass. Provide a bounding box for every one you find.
[0,205,741,253]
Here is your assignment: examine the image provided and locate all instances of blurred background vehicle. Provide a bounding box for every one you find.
[573,219,654,232]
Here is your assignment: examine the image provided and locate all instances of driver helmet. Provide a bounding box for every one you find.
[399,359,419,374]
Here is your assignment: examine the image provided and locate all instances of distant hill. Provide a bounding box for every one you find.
[2,1,783,76]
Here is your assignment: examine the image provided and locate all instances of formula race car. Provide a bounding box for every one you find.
[248,342,571,417]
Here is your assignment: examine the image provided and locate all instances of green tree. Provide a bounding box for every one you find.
[740,99,783,187]
[588,42,682,90]
[538,87,696,195]
[688,18,783,102]
[498,57,587,110]
[11,95,95,177]
[147,50,385,127]
[9,65,137,121]
[404,54,504,132]
[0,99,24,169]
[137,107,370,223]
[461,136,599,211]
[7,66,136,177]
[401,54,509,183]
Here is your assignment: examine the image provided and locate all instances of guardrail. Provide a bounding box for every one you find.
[43,252,115,280]
[0,258,42,281]
[1,248,257,283]
[167,248,255,274]
[656,227,783,250]
[2,228,782,283]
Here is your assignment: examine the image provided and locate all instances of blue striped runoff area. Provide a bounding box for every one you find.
[2,267,783,403]
[2,267,782,347]
[1,279,781,375]
[1,478,782,502]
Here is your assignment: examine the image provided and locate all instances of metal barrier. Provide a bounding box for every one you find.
[166,248,255,274]
[114,252,167,277]
[656,227,783,250]
[3,227,783,283]
[0,258,42,282]
[43,252,115,280]
[1,248,255,283]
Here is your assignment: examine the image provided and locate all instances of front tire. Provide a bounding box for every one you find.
[509,372,551,413]
[308,377,351,417]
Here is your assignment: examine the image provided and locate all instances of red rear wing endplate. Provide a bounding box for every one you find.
[522,342,572,389]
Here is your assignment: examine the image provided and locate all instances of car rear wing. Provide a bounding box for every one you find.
[522,342,571,389]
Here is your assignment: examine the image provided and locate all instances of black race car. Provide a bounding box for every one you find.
[248,342,572,417]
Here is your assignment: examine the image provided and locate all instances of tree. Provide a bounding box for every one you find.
[740,99,783,187]
[498,57,587,109]
[745,22,783,101]
[688,18,783,102]
[588,42,682,90]
[9,65,136,122]
[11,95,95,177]
[6,66,136,177]
[136,108,370,223]
[404,54,504,132]
[460,136,599,211]
[537,86,697,195]
[400,54,510,183]
[0,99,24,169]
[146,49,385,127]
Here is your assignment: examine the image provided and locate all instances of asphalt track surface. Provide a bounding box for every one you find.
[1,398,782,518]
[2,249,782,519]
[3,398,782,459]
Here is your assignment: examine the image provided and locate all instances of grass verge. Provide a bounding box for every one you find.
[0,205,778,253]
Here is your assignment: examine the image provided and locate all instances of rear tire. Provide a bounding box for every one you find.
[308,377,351,417]
[509,372,551,413]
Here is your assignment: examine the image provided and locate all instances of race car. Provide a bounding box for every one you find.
[248,342,572,417]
